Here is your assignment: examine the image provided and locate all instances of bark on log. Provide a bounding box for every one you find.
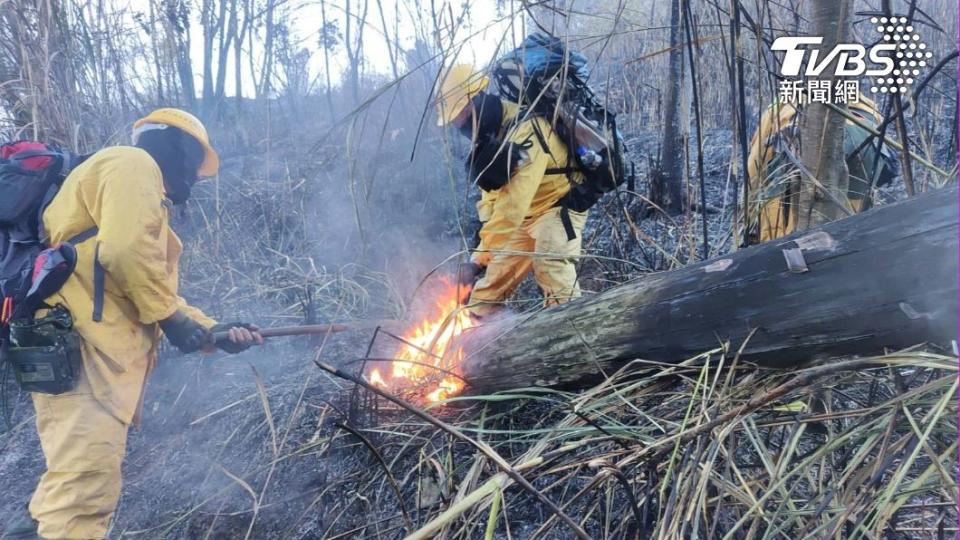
[460,187,958,394]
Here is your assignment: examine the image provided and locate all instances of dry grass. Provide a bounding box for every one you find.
[1,1,956,538]
[291,347,956,539]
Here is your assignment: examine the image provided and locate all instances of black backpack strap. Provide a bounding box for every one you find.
[92,244,104,322]
[67,227,98,245]
[524,111,577,242]
[558,204,576,242]
[64,227,103,322]
[528,118,552,157]
[519,109,578,241]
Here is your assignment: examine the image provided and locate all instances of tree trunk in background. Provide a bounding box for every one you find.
[258,0,276,97]
[320,0,335,118]
[214,0,238,111]
[200,0,228,113]
[655,0,686,215]
[796,0,851,229]
[343,0,369,105]
[173,0,196,109]
[148,0,165,101]
[344,0,356,104]
[234,0,250,110]
[94,0,109,113]
[375,0,398,80]
[460,187,958,395]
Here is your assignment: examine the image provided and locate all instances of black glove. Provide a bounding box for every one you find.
[159,311,211,353]
[210,322,259,354]
[456,262,483,287]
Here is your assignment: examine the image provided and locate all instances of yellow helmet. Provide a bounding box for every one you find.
[133,108,220,176]
[435,64,489,127]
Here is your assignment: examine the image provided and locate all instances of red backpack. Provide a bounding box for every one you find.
[0,141,91,325]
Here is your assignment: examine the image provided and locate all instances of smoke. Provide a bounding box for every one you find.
[96,54,481,535]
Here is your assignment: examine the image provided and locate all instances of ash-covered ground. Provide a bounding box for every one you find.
[0,127,918,538]
[0,336,364,538]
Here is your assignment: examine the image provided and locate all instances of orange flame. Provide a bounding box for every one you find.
[370,279,473,402]
[368,369,386,387]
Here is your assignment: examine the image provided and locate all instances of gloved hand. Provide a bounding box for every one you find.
[210,322,263,354]
[456,262,483,287]
[159,310,211,353]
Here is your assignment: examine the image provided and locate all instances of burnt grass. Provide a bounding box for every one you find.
[0,127,948,539]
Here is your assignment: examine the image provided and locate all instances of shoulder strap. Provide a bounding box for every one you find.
[67,227,98,246]
[64,226,103,323]
[528,120,553,157]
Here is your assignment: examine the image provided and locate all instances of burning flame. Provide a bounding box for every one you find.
[368,369,386,387]
[368,279,473,402]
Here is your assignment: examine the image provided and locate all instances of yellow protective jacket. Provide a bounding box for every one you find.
[472,101,583,266]
[42,146,215,423]
[746,96,883,241]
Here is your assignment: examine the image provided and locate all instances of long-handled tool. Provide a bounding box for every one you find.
[210,321,398,342]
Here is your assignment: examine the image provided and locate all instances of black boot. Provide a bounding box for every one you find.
[3,505,40,540]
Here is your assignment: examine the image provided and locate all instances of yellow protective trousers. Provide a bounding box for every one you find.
[468,207,587,317]
[28,351,133,540]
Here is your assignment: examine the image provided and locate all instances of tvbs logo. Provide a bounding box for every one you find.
[772,18,932,96]
[772,37,897,77]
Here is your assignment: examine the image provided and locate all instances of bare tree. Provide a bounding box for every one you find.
[258,0,277,97]
[166,0,197,108]
[796,0,851,229]
[201,0,232,112]
[343,0,370,104]
[653,0,686,215]
[214,0,239,109]
[140,2,166,101]
[319,0,338,118]
[233,0,251,109]
[375,0,399,80]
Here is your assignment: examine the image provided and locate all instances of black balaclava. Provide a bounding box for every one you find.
[135,126,205,205]
[458,92,503,143]
[463,93,521,192]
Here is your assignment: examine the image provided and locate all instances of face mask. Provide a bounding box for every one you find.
[458,93,503,143]
[164,172,196,205]
[135,127,203,205]
[457,115,475,138]
[473,93,503,141]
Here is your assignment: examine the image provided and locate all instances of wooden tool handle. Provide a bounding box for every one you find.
[212,323,350,342]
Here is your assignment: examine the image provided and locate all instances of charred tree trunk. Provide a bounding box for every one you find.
[460,187,958,395]
[654,0,686,215]
[797,0,852,228]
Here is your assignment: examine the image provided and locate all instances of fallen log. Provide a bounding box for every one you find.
[460,186,958,394]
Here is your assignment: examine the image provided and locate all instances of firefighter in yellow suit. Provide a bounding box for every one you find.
[6,109,262,540]
[436,65,588,317]
[745,95,892,242]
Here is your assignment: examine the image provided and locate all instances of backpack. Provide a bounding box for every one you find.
[493,32,631,214]
[0,142,98,409]
[0,141,92,326]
